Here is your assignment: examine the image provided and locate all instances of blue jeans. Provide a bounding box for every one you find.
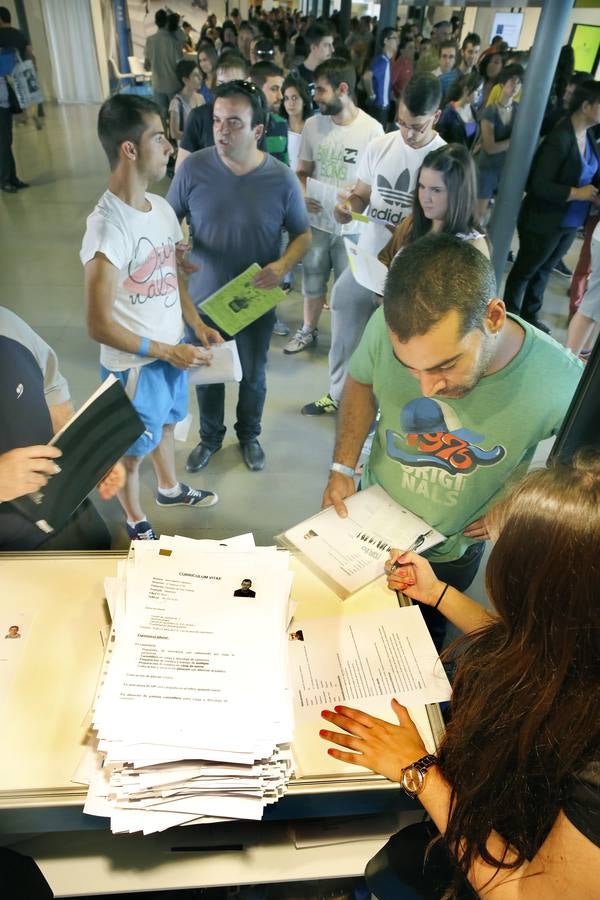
[191,309,276,448]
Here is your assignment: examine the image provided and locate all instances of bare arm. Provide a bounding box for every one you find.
[177,267,222,350]
[296,159,322,213]
[252,229,312,289]
[84,252,208,370]
[334,178,371,224]
[322,376,377,516]
[24,43,36,66]
[480,118,509,155]
[321,706,599,900]
[49,400,75,434]
[386,550,494,634]
[169,107,184,143]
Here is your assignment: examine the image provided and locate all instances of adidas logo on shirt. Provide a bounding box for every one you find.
[376,170,412,207]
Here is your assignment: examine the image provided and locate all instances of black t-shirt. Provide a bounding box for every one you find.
[0,26,29,55]
[180,103,214,153]
[296,63,318,109]
[0,336,54,550]
[563,761,600,847]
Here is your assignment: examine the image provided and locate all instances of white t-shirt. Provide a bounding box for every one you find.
[356,130,446,255]
[80,191,184,372]
[298,109,384,235]
[287,129,303,174]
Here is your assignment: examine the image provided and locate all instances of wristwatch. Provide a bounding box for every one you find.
[400,754,438,799]
[330,462,355,478]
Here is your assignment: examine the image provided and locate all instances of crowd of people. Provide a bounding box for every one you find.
[1,7,599,898]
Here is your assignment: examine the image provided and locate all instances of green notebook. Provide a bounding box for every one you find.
[200,264,285,336]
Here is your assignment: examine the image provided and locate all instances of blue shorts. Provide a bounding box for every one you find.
[101,360,188,457]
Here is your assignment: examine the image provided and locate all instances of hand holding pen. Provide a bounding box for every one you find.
[384,532,447,607]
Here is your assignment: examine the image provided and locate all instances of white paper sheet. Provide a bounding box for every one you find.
[187,340,242,386]
[281,484,445,597]
[83,538,295,833]
[344,237,388,295]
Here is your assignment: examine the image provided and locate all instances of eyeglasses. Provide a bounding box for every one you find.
[396,115,434,135]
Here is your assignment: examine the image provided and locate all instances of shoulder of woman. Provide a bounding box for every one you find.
[467,234,491,259]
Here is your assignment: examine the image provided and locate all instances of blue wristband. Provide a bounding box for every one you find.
[138,337,151,357]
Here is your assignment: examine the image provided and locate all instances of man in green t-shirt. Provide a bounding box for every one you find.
[323,234,582,646]
[249,61,289,165]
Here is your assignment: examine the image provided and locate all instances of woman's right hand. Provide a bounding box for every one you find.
[385,549,445,606]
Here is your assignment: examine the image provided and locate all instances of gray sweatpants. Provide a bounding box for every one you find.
[328,266,378,403]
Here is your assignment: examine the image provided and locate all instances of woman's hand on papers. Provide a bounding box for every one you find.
[462,516,490,540]
[194,322,224,349]
[0,445,63,501]
[322,472,356,518]
[167,343,213,369]
[319,700,427,781]
[385,550,444,606]
[97,462,126,501]
[252,260,286,290]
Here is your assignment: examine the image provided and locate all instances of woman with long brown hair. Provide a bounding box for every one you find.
[320,452,600,898]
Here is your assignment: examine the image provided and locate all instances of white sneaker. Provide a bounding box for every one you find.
[283,327,318,354]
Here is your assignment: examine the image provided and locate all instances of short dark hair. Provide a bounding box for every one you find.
[0,6,11,24]
[250,60,283,87]
[305,23,332,50]
[217,51,250,76]
[175,59,199,88]
[383,234,496,341]
[97,94,161,170]
[462,32,481,49]
[213,79,267,128]
[432,20,450,31]
[497,63,525,85]
[280,73,313,122]
[380,27,397,43]
[569,78,600,115]
[154,9,167,28]
[446,69,483,103]
[439,40,457,56]
[314,56,356,94]
[402,73,441,116]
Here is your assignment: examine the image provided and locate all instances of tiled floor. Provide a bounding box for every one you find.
[3,103,576,606]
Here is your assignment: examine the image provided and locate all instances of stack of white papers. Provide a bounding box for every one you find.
[80,534,295,834]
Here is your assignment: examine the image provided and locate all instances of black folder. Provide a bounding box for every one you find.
[10,375,145,534]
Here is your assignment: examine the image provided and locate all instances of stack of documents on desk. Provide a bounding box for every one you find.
[81,534,295,834]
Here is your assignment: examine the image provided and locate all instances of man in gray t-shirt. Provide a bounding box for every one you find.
[144,9,187,122]
[167,81,311,473]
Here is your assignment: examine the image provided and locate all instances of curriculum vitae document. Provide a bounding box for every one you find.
[279,484,444,597]
[290,605,450,777]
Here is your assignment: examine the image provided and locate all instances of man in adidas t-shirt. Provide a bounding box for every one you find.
[81,95,222,541]
[301,74,445,416]
[284,57,383,355]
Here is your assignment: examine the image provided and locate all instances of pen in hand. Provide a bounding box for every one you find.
[390,530,433,606]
